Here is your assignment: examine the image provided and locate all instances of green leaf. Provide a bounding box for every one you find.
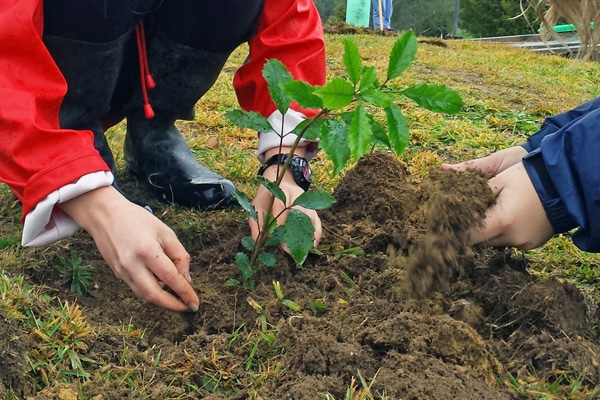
[369,117,391,148]
[341,247,365,256]
[291,117,325,141]
[281,80,324,109]
[263,59,293,114]
[225,279,241,287]
[385,103,410,155]
[342,37,362,85]
[358,87,392,108]
[265,228,283,247]
[263,214,279,237]
[291,190,336,210]
[387,29,417,81]
[313,78,355,109]
[226,109,273,133]
[241,236,255,251]
[257,176,287,204]
[233,190,258,222]
[273,281,285,299]
[319,118,350,175]
[281,299,301,312]
[258,252,276,268]
[281,209,315,265]
[235,252,253,281]
[358,66,378,91]
[401,83,463,114]
[347,105,372,161]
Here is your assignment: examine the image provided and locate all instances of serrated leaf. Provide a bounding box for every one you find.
[359,66,378,91]
[257,176,287,204]
[342,37,362,85]
[258,252,276,268]
[226,109,273,133]
[358,87,392,108]
[347,105,372,161]
[292,117,325,141]
[265,227,283,247]
[314,78,355,109]
[369,117,390,148]
[281,81,324,109]
[387,29,417,81]
[281,209,314,265]
[401,83,463,114]
[292,190,336,210]
[263,59,293,114]
[235,252,253,281]
[320,118,350,175]
[241,236,255,251]
[233,190,258,222]
[385,103,409,155]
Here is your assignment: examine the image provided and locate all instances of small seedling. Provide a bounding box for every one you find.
[323,369,383,400]
[55,250,95,296]
[272,280,301,312]
[228,31,462,288]
[308,299,327,317]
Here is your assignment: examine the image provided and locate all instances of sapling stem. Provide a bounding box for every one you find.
[250,110,328,268]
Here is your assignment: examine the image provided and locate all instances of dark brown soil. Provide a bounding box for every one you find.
[3,152,600,399]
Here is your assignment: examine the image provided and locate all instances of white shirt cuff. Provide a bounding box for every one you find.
[257,109,319,163]
[22,171,114,247]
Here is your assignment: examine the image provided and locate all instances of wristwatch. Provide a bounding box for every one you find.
[257,154,313,191]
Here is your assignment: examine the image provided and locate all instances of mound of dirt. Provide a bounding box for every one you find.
[4,152,599,398]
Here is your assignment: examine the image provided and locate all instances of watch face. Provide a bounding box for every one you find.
[301,161,312,181]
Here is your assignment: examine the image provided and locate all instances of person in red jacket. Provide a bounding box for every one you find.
[0,0,325,311]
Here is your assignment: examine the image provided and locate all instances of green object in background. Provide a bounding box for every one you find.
[538,22,595,33]
[346,0,371,27]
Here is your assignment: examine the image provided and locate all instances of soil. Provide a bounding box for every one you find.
[3,152,600,399]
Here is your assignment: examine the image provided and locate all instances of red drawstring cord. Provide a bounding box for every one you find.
[136,21,155,119]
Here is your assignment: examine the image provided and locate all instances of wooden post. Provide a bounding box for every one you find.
[378,0,384,31]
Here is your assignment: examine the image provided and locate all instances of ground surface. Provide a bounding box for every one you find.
[2,152,599,399]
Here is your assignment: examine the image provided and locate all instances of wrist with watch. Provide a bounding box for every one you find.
[257,153,313,191]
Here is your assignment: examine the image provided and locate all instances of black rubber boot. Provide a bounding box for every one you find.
[43,32,130,191]
[124,33,236,210]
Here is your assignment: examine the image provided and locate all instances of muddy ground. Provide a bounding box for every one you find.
[2,152,599,399]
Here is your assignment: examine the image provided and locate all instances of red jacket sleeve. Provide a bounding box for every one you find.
[232,0,326,118]
[0,0,109,220]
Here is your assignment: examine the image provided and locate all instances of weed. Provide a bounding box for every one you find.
[272,280,301,312]
[0,273,48,321]
[323,370,389,400]
[26,300,96,388]
[308,298,327,317]
[55,250,95,296]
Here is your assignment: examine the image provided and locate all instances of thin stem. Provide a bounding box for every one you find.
[249,110,328,267]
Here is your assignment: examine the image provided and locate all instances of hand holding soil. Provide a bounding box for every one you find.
[442,146,555,250]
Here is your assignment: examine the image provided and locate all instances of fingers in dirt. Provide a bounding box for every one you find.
[145,249,200,312]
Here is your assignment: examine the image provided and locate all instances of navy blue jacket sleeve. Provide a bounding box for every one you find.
[522,104,600,252]
[523,96,600,152]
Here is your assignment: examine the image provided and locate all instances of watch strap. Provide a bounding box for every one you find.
[258,154,312,191]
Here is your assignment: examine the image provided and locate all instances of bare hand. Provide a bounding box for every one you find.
[467,162,554,249]
[60,186,199,312]
[441,146,528,175]
[442,147,554,250]
[250,165,322,251]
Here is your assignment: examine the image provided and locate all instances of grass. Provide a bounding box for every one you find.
[1,32,600,398]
